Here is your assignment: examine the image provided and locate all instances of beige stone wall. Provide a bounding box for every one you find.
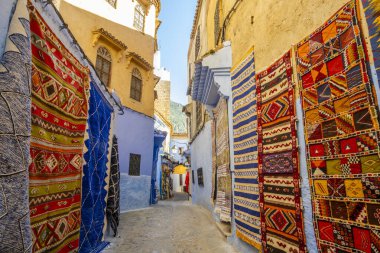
[57,1,156,117]
[187,0,350,139]
[224,0,348,71]
[154,80,171,120]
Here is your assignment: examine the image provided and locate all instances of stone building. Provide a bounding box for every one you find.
[186,0,380,252]
[54,0,161,212]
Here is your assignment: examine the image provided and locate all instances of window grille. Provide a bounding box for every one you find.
[196,102,202,129]
[195,27,200,58]
[130,68,142,101]
[214,0,220,46]
[197,168,204,186]
[96,47,112,87]
[129,153,141,176]
[134,3,145,32]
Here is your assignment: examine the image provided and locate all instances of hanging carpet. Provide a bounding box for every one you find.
[213,98,232,222]
[231,47,261,250]
[79,82,112,253]
[29,5,90,252]
[0,0,32,252]
[361,0,380,87]
[295,1,380,252]
[106,135,121,237]
[256,51,305,253]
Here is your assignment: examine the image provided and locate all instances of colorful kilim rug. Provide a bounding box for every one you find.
[0,0,32,252]
[295,1,380,252]
[79,82,112,253]
[362,0,380,86]
[213,98,232,222]
[29,5,90,252]
[106,135,121,237]
[256,51,305,253]
[231,47,261,250]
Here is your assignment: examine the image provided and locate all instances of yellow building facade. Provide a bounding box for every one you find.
[54,0,161,117]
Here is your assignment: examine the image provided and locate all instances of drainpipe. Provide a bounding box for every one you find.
[221,0,244,42]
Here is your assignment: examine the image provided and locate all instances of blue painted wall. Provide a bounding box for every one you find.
[115,107,154,212]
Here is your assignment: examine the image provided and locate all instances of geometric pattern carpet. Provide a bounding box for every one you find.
[256,51,305,253]
[29,6,90,252]
[0,0,32,251]
[296,1,380,252]
[106,135,121,237]
[361,0,380,88]
[79,82,112,253]
[231,47,261,250]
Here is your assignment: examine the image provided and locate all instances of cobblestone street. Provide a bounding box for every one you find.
[104,193,236,253]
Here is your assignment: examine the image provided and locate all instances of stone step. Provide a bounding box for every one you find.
[215,221,232,238]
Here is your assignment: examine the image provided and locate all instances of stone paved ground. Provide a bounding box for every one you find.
[103,192,237,253]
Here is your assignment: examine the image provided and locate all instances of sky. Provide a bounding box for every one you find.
[158,0,197,105]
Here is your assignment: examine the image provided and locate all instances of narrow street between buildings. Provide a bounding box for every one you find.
[104,192,236,253]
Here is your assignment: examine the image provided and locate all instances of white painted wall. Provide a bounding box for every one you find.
[171,173,186,192]
[61,0,157,37]
[190,121,213,212]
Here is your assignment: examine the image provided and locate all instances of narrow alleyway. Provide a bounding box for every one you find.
[104,193,236,253]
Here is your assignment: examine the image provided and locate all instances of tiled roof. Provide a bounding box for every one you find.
[190,0,202,39]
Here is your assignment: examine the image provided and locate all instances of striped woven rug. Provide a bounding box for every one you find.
[231,47,261,250]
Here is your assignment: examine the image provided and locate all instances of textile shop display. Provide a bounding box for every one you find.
[79,82,112,253]
[213,98,232,222]
[362,0,380,85]
[211,119,217,202]
[256,51,305,253]
[231,47,261,250]
[295,1,380,252]
[29,5,90,252]
[106,135,121,237]
[0,0,33,251]
[161,162,173,200]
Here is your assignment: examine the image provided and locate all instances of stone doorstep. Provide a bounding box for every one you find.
[215,221,232,238]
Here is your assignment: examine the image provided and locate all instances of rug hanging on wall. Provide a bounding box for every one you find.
[0,0,32,252]
[106,135,121,237]
[213,98,232,222]
[231,47,261,250]
[256,51,305,253]
[211,118,217,203]
[361,0,380,86]
[295,1,380,252]
[28,5,90,252]
[79,82,112,253]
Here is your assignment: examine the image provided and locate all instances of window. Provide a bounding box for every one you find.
[130,68,142,101]
[129,153,141,176]
[195,27,200,58]
[134,3,145,32]
[192,170,195,184]
[197,168,204,186]
[105,0,117,8]
[214,0,220,46]
[196,102,202,129]
[95,47,112,87]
